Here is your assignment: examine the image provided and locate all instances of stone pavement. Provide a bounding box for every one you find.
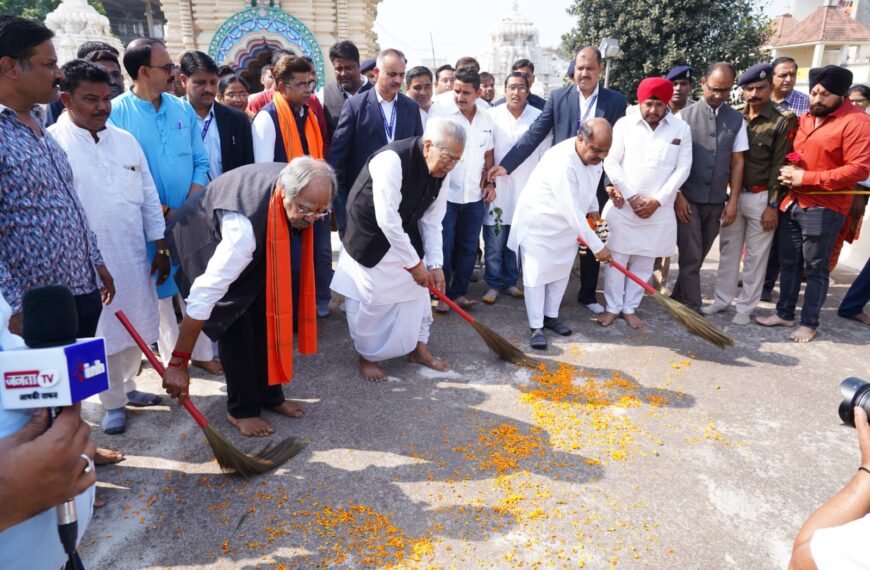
[79,250,869,569]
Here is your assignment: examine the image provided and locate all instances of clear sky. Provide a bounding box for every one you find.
[373,0,794,67]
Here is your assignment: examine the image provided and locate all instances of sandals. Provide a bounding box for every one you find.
[543,317,572,336]
[530,328,547,350]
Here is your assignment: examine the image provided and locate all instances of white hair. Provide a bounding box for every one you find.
[423,116,466,149]
[278,157,337,202]
[375,48,407,69]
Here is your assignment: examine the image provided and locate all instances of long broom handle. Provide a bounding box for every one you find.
[114,310,209,429]
[404,266,477,325]
[576,236,657,296]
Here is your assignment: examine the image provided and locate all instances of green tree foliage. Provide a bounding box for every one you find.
[562,0,771,100]
[0,0,105,23]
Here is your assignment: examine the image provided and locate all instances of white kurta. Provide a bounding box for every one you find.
[602,109,693,258]
[485,103,549,227]
[508,138,604,287]
[49,115,164,355]
[330,150,448,361]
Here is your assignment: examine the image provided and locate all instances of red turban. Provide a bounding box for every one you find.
[637,77,673,103]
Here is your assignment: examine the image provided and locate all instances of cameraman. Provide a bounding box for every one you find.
[789,406,870,570]
[0,294,97,568]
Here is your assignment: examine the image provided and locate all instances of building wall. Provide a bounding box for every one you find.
[159,0,380,83]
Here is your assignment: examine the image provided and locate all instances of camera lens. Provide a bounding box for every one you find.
[838,378,870,427]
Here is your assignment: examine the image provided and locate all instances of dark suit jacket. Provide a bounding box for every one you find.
[327,88,423,195]
[213,102,254,174]
[492,92,547,111]
[322,80,374,141]
[500,83,627,173]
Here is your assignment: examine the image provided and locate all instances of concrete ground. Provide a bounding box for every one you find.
[80,245,869,570]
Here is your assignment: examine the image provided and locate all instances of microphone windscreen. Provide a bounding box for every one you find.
[22,285,79,348]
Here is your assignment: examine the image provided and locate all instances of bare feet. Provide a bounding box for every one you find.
[842,312,870,325]
[94,494,107,509]
[789,326,817,343]
[94,448,125,466]
[622,313,644,329]
[454,296,478,310]
[267,400,305,418]
[597,312,618,327]
[756,314,796,327]
[226,413,274,437]
[358,356,387,382]
[408,342,450,372]
[192,359,224,375]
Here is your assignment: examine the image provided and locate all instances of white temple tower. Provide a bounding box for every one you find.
[45,0,123,64]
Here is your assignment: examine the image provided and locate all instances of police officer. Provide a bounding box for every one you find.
[651,65,697,293]
[702,63,796,324]
[666,65,696,114]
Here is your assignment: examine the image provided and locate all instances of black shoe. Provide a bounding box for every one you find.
[530,328,547,350]
[760,290,773,302]
[543,317,572,336]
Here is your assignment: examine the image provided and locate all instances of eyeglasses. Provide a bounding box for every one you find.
[146,63,175,74]
[222,91,249,101]
[295,201,329,220]
[706,86,732,95]
[506,85,528,92]
[436,146,462,166]
[288,80,317,92]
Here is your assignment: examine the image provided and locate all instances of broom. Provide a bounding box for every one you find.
[576,237,736,349]
[114,311,305,477]
[426,284,541,369]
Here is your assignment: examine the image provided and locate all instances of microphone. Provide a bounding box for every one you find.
[0,286,109,570]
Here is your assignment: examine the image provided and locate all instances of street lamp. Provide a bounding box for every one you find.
[598,38,620,88]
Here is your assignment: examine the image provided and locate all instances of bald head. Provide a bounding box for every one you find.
[573,46,604,96]
[576,118,612,165]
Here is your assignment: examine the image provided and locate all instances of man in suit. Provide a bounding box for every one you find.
[322,40,373,141]
[179,51,254,180]
[328,48,424,235]
[488,46,627,314]
[491,58,547,111]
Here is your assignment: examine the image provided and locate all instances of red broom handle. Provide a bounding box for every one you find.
[404,266,476,324]
[576,236,657,296]
[114,310,209,428]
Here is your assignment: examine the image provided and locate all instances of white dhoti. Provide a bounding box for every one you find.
[158,295,213,365]
[344,292,432,361]
[603,253,655,314]
[99,346,143,410]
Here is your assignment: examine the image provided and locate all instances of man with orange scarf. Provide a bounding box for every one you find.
[252,54,334,318]
[162,158,335,437]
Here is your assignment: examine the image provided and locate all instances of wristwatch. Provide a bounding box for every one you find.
[767,200,779,209]
[427,264,443,271]
[156,248,170,257]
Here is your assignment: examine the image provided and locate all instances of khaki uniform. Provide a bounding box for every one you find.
[710,101,796,316]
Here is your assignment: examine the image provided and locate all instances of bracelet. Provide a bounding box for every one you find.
[156,248,170,257]
[170,350,191,366]
[167,360,188,369]
[859,466,870,476]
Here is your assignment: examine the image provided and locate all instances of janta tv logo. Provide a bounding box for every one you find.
[4,369,61,390]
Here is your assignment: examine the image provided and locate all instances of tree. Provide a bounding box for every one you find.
[561,0,771,100]
[0,0,105,24]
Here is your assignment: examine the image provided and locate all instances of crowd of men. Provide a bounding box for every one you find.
[1,13,870,568]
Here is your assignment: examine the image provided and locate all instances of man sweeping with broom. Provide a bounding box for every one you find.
[330,117,466,381]
[161,158,335,437]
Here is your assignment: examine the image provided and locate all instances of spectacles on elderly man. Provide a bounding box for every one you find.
[294,200,329,220]
[435,146,462,166]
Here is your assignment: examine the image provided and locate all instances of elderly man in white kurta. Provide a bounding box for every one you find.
[49,60,167,434]
[482,72,550,304]
[331,117,466,381]
[600,78,693,329]
[508,118,614,350]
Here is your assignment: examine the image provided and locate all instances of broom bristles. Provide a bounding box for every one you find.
[470,320,543,369]
[652,293,735,349]
[202,425,306,478]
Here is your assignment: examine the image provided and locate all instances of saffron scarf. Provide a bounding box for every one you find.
[265,187,317,386]
[272,90,324,160]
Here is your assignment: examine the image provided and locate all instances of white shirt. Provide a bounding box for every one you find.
[185,211,256,320]
[602,108,693,257]
[485,103,549,226]
[376,89,398,143]
[419,107,429,129]
[192,103,222,180]
[677,103,750,153]
[431,90,491,112]
[810,514,870,570]
[330,149,449,305]
[508,138,604,287]
[578,84,599,125]
[429,104,495,204]
[48,114,165,354]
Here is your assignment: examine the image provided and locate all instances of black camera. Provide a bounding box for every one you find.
[839,378,870,427]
